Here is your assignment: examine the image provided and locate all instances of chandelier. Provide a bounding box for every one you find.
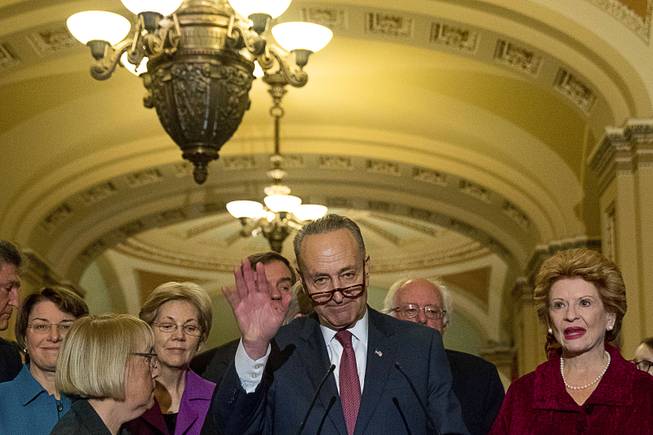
[66,0,332,184]
[226,78,327,253]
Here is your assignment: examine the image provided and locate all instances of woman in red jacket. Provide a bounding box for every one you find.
[491,248,653,434]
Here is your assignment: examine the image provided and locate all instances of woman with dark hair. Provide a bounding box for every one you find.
[490,248,653,434]
[0,286,88,434]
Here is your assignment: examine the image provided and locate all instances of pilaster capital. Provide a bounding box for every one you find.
[589,119,653,192]
[511,277,532,303]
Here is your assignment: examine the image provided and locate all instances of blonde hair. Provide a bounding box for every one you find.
[533,248,626,342]
[139,282,213,344]
[55,314,154,400]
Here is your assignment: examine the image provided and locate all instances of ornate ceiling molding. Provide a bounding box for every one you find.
[28,152,537,279]
[587,0,652,42]
[0,1,629,117]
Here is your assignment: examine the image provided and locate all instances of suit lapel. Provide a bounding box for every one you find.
[354,309,397,435]
[297,315,347,435]
[140,401,168,434]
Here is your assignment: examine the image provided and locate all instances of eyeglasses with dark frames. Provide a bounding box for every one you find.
[305,274,367,305]
[632,359,653,374]
[392,304,447,320]
[131,351,160,370]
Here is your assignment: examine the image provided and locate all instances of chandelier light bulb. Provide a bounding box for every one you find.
[264,194,302,213]
[253,61,264,78]
[271,22,333,53]
[120,52,148,76]
[293,204,328,221]
[66,11,131,45]
[228,0,292,19]
[226,200,265,219]
[120,0,183,16]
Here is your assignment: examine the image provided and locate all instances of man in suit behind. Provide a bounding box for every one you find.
[210,214,468,435]
[191,251,300,384]
[0,240,22,383]
[384,278,505,435]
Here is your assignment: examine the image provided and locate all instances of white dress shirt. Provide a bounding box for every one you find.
[235,309,370,394]
[320,310,368,393]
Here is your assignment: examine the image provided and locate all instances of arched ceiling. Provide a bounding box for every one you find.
[1,0,652,347]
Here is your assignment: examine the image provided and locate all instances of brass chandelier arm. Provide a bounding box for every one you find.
[90,39,133,81]
[265,47,308,88]
[91,15,180,81]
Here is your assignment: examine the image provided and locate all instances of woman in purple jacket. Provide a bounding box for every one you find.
[127,282,216,435]
[491,248,653,434]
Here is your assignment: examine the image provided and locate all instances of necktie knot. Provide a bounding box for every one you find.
[335,330,353,349]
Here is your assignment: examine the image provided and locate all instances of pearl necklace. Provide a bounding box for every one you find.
[560,351,611,390]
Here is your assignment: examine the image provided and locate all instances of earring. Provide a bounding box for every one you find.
[547,327,552,334]
[607,325,613,331]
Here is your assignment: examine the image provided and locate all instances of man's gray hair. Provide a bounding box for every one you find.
[383,277,453,327]
[293,214,366,273]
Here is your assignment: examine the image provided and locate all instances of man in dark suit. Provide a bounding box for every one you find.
[0,240,22,382]
[209,214,468,434]
[384,278,505,435]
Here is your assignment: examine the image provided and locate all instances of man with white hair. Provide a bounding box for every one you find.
[385,277,504,435]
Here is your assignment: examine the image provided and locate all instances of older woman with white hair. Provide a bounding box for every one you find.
[51,314,159,435]
[126,282,215,435]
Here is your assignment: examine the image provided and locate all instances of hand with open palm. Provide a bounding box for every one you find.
[222,259,291,359]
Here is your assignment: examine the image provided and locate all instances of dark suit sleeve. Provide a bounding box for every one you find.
[209,359,270,435]
[0,340,21,383]
[427,333,470,434]
[481,365,505,434]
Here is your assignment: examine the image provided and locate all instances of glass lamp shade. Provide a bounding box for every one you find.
[226,200,265,219]
[66,11,131,45]
[272,22,333,52]
[120,52,148,76]
[253,61,264,78]
[264,194,301,213]
[120,0,183,16]
[228,0,292,19]
[293,204,328,221]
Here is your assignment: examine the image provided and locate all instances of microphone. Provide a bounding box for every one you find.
[296,364,336,435]
[317,396,336,434]
[394,362,439,435]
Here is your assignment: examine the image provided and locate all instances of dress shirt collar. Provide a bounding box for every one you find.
[319,307,369,346]
[15,364,49,406]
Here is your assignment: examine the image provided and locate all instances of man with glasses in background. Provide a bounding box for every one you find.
[209,214,468,435]
[0,240,22,382]
[384,278,504,435]
[633,337,653,376]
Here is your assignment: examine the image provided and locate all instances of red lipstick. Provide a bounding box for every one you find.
[564,327,586,340]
